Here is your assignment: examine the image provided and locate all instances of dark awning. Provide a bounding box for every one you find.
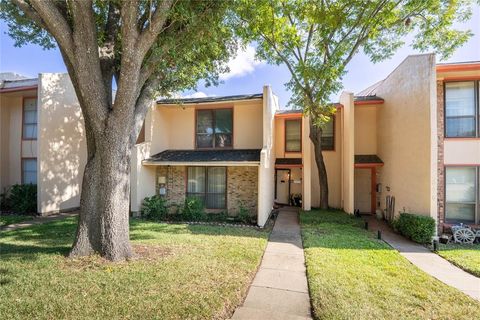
[144,149,261,164]
[275,158,302,166]
[355,154,384,164]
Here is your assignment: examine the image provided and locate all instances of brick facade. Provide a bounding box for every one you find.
[436,80,445,232]
[155,165,258,216]
[156,166,186,207]
[227,166,258,216]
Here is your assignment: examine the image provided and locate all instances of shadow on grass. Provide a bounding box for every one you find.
[129,218,269,241]
[1,216,269,261]
[300,210,393,251]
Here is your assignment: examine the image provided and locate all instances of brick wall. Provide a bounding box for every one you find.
[156,166,186,207]
[227,166,258,216]
[436,80,445,232]
[155,165,259,216]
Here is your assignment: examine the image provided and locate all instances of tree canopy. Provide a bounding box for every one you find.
[0,0,239,261]
[235,0,474,124]
[234,0,475,209]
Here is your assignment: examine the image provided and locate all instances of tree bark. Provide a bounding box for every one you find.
[309,118,329,210]
[70,125,133,261]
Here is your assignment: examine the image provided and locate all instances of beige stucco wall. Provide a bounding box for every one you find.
[37,73,87,214]
[131,141,156,213]
[258,85,277,226]
[274,117,302,159]
[374,54,436,217]
[309,108,344,209]
[444,140,480,165]
[340,94,354,213]
[150,99,263,155]
[302,116,312,210]
[354,106,377,155]
[0,90,38,192]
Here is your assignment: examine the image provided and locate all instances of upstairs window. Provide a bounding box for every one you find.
[23,98,37,140]
[445,81,477,138]
[285,119,301,152]
[321,118,335,151]
[196,109,233,148]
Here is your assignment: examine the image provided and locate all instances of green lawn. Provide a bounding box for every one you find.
[300,210,480,320]
[0,214,33,227]
[0,218,268,319]
[437,243,480,277]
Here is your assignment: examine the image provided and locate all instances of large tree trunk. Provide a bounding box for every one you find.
[70,146,133,261]
[70,117,134,261]
[309,118,329,210]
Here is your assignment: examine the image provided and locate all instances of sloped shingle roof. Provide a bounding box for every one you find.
[145,149,261,163]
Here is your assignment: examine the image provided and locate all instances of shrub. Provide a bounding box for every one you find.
[1,184,37,214]
[393,213,435,244]
[236,201,252,224]
[141,195,168,221]
[181,197,206,221]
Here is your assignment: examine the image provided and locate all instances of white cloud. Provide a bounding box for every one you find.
[183,91,208,98]
[220,45,264,80]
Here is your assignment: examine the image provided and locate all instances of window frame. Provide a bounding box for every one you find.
[186,166,227,209]
[321,116,335,151]
[21,157,37,185]
[444,166,479,225]
[284,118,302,153]
[195,108,233,149]
[22,96,38,140]
[444,80,479,138]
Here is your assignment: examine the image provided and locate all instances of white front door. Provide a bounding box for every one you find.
[275,169,290,204]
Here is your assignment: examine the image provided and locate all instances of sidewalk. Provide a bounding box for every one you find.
[231,207,312,320]
[366,216,480,301]
[0,211,78,232]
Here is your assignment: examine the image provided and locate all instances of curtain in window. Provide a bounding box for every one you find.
[187,167,226,209]
[321,119,334,150]
[22,159,37,184]
[187,167,206,204]
[207,167,226,209]
[196,110,214,148]
[445,82,476,137]
[445,167,476,223]
[214,109,232,148]
[23,98,37,139]
[285,120,301,152]
[196,109,233,148]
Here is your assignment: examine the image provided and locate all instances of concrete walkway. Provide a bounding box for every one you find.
[231,207,312,320]
[366,217,480,301]
[0,211,78,232]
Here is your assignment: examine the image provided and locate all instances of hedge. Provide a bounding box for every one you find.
[393,213,435,244]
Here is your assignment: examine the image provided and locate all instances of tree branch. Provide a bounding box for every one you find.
[130,76,162,147]
[137,0,175,57]
[11,0,46,29]
[25,0,75,60]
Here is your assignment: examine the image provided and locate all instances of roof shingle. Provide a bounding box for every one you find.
[145,149,261,163]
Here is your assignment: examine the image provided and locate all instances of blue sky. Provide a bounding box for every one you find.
[1,6,478,109]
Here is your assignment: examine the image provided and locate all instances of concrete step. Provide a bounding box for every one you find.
[231,306,312,320]
[243,286,311,317]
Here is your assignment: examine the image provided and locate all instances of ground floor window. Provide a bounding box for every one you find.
[187,166,226,209]
[445,166,478,224]
[22,158,37,185]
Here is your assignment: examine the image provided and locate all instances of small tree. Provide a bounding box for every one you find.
[235,0,474,209]
[1,0,237,260]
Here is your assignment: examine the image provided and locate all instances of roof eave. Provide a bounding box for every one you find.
[0,85,38,93]
[142,160,260,166]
